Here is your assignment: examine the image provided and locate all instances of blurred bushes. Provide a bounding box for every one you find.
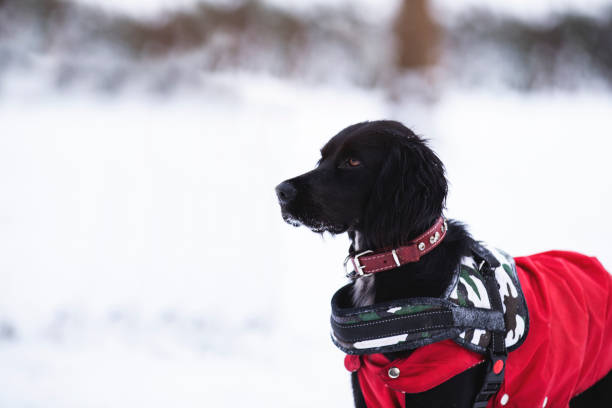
[0,0,310,61]
[448,8,612,89]
[0,0,611,94]
[0,0,391,93]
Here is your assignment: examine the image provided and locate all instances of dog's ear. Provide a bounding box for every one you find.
[362,137,447,249]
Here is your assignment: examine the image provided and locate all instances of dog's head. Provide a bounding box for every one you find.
[275,120,447,249]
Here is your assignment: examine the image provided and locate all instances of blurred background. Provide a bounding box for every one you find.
[0,0,611,406]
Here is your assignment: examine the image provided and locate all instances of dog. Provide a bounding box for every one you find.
[275,120,612,408]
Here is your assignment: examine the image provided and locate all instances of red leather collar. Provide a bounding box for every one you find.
[345,217,447,277]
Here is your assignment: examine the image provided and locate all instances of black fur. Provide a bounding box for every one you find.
[275,120,610,407]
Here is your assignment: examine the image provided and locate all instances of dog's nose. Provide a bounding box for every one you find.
[275,181,297,204]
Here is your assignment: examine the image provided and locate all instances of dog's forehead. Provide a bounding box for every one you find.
[321,128,385,158]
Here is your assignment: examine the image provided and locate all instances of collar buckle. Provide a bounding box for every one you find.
[344,250,374,279]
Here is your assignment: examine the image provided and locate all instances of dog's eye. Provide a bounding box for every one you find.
[348,158,361,167]
[339,158,362,169]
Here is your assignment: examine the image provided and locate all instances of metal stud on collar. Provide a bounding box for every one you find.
[418,242,426,251]
[430,231,440,244]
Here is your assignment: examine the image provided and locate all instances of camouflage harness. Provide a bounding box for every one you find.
[330,243,529,407]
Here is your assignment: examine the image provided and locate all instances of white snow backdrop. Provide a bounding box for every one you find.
[1,1,612,407]
[2,73,611,408]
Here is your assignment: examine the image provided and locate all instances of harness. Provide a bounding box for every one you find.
[330,243,530,407]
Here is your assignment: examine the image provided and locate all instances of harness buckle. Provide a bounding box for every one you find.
[344,250,374,278]
[473,350,507,408]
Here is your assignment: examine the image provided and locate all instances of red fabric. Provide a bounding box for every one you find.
[349,251,612,408]
[345,355,362,372]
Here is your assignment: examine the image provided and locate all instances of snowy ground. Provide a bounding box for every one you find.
[1,72,611,407]
[74,0,612,21]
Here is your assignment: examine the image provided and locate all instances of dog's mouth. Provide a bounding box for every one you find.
[280,208,348,234]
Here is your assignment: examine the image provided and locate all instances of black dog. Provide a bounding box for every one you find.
[276,121,611,407]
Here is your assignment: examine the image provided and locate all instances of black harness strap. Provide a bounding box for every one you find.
[331,306,505,345]
[472,259,508,408]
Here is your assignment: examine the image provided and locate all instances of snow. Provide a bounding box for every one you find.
[72,0,401,22]
[72,0,612,21]
[1,70,611,407]
[433,0,612,20]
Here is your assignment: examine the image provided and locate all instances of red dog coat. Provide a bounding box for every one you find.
[346,251,612,407]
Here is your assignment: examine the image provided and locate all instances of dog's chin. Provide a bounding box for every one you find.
[281,212,302,227]
[281,211,347,234]
[309,222,347,235]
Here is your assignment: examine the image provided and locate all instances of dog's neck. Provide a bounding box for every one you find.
[350,230,376,306]
[352,230,364,252]
[349,219,473,308]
